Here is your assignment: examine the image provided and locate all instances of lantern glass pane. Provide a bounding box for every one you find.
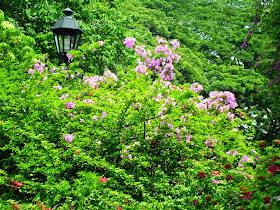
[58,35,64,53]
[64,36,71,52]
[74,34,81,50]
[54,35,60,53]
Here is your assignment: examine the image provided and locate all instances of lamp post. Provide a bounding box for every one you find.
[51,8,82,64]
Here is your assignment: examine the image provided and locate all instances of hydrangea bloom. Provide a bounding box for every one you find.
[123,37,136,49]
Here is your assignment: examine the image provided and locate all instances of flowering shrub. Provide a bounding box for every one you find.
[0,15,279,209]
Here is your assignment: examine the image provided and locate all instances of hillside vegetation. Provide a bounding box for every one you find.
[0,0,279,209]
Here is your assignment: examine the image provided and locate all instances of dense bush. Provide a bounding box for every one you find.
[0,13,279,209]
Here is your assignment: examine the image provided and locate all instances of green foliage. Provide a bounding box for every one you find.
[0,15,279,209]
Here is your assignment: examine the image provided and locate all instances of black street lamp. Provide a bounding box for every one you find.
[51,8,83,64]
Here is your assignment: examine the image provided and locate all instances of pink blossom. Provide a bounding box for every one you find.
[170,39,180,50]
[82,55,86,59]
[120,155,125,158]
[185,135,192,143]
[241,155,250,163]
[99,41,104,46]
[177,134,182,141]
[28,69,35,74]
[233,150,238,156]
[190,82,203,93]
[69,113,75,118]
[228,112,234,120]
[226,151,232,156]
[212,179,218,184]
[80,118,84,123]
[93,115,98,121]
[204,139,218,147]
[63,134,75,143]
[156,36,168,44]
[67,54,72,60]
[97,141,101,145]
[70,74,75,78]
[65,102,76,109]
[124,37,136,49]
[21,90,25,93]
[175,127,180,133]
[167,124,173,129]
[99,177,108,183]
[36,94,40,97]
[127,154,132,159]
[158,111,164,116]
[101,111,107,120]
[53,86,62,90]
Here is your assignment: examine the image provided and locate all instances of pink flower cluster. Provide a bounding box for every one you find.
[124,37,181,81]
[123,37,136,49]
[99,177,108,183]
[53,86,62,90]
[65,102,76,109]
[190,82,203,93]
[101,111,107,120]
[67,54,72,60]
[195,91,238,119]
[63,134,75,143]
[33,60,47,73]
[83,99,95,105]
[226,150,238,156]
[204,139,218,147]
[60,93,69,100]
[83,70,118,88]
